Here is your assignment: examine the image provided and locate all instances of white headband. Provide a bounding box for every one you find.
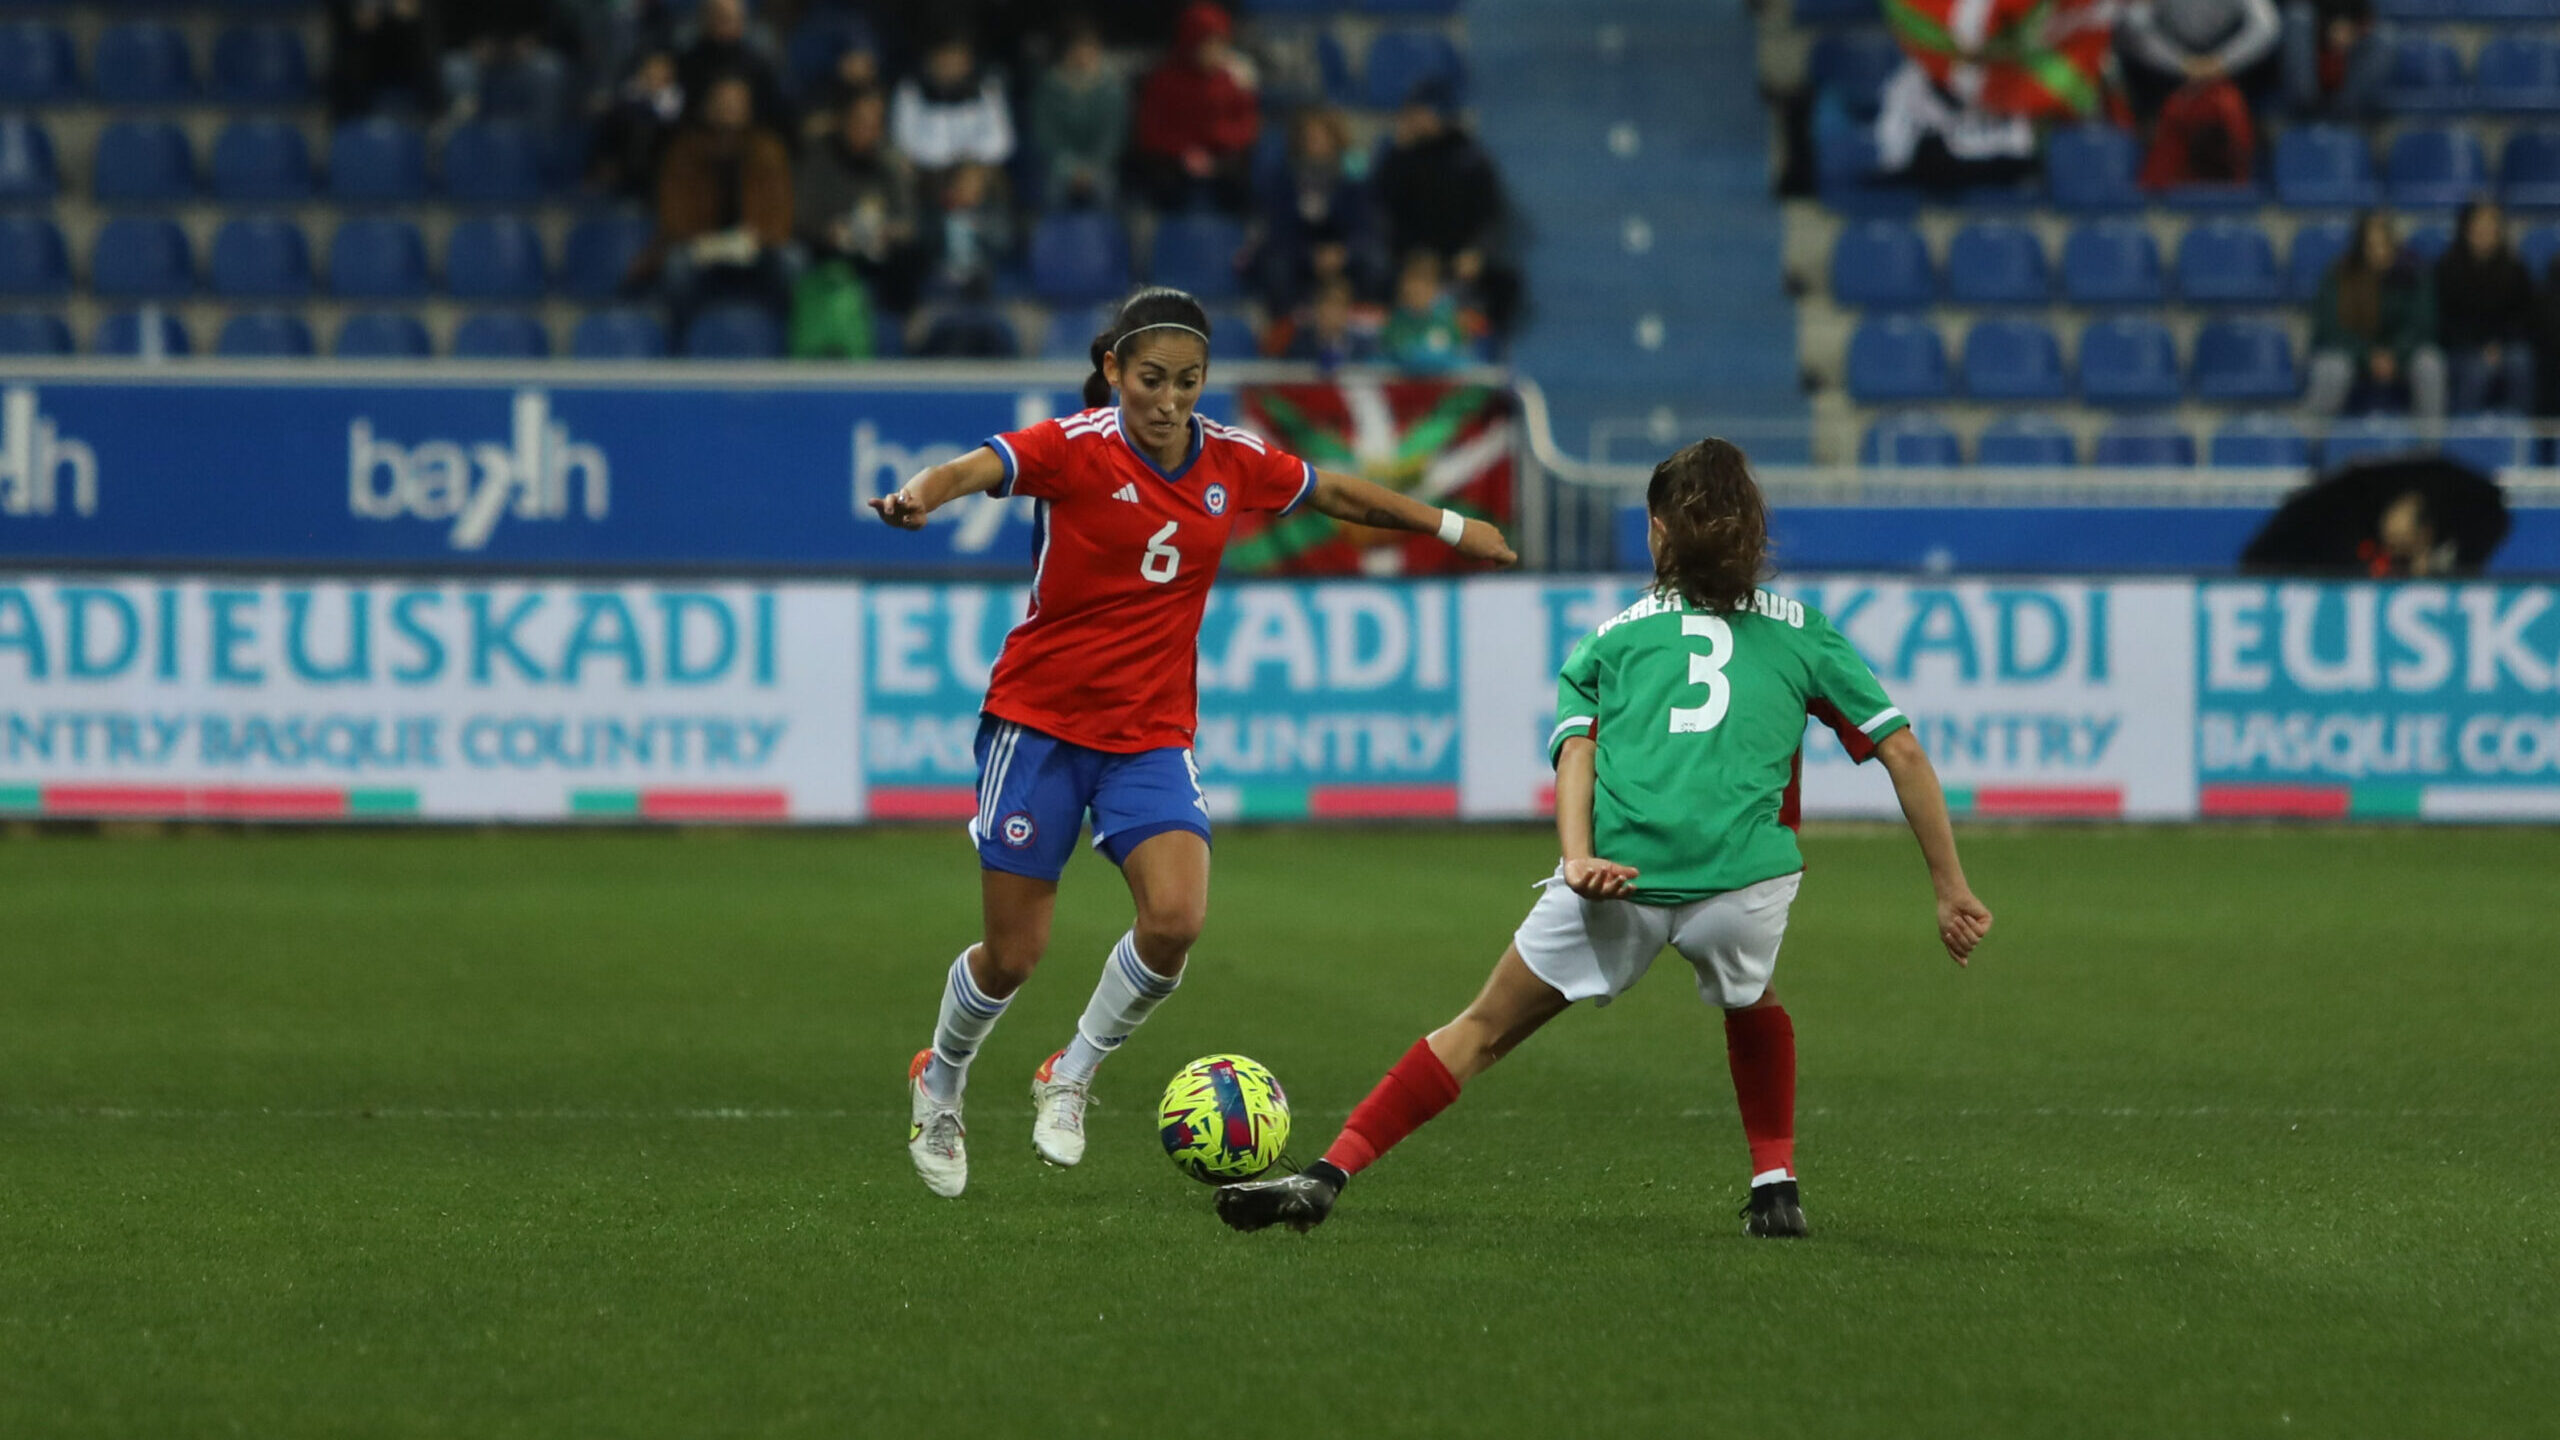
[1117,322,1210,348]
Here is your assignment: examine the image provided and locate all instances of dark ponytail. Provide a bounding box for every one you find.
[1646,437,1771,614]
[1082,287,1213,408]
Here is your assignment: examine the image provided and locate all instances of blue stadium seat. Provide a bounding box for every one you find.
[683,304,783,359]
[447,216,546,300]
[2404,221,2454,266]
[335,311,432,358]
[2046,126,2142,211]
[0,216,68,295]
[2477,36,2560,113]
[2210,414,2311,468]
[1809,32,1903,118]
[2323,416,2423,465]
[331,118,428,202]
[95,309,192,357]
[2193,318,2299,401]
[2176,221,2282,304]
[90,217,193,299]
[918,307,1021,358]
[1362,30,1463,110]
[561,213,653,302]
[216,310,314,357]
[2289,219,2354,299]
[1028,212,1131,304]
[209,216,312,297]
[1148,213,1246,301]
[329,217,429,298]
[1946,221,2048,304]
[1315,33,1356,107]
[95,22,196,104]
[1815,128,1922,219]
[1858,414,1962,467]
[2094,419,2197,467]
[1976,414,2078,468]
[2387,127,2490,209]
[2078,317,2181,406]
[453,310,551,358]
[2061,221,2165,305]
[0,117,55,204]
[2501,129,2560,210]
[2522,223,2560,281]
[212,24,311,103]
[2383,36,2468,113]
[0,23,78,104]
[571,308,669,359]
[2275,126,2381,208]
[1843,316,1951,402]
[2442,420,2523,473]
[211,118,314,201]
[443,120,543,203]
[1203,307,1262,361]
[1828,219,1933,308]
[0,311,71,355]
[1961,318,2067,400]
[92,119,195,204]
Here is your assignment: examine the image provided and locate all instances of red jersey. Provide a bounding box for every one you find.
[981,408,1317,752]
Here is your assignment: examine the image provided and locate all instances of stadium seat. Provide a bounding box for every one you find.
[2274,126,2381,208]
[215,310,314,357]
[1028,212,1131,304]
[2193,318,2299,401]
[2477,36,2560,113]
[1858,413,1962,467]
[2387,128,2490,209]
[1961,318,2067,400]
[2522,223,2560,280]
[95,309,191,357]
[1148,213,1246,301]
[2323,416,2423,465]
[1315,33,1356,107]
[2077,317,2181,406]
[2061,222,2165,305]
[1976,414,2078,468]
[331,118,429,202]
[0,216,68,295]
[561,213,653,302]
[95,22,196,104]
[2405,221,2454,266]
[2383,36,2468,113]
[2046,126,2143,211]
[2093,419,2197,467]
[90,217,194,299]
[1808,32,1903,118]
[1362,29,1464,110]
[1844,316,1951,402]
[446,216,546,301]
[452,310,551,358]
[1946,221,2048,304]
[1815,128,1922,219]
[211,24,311,103]
[570,308,669,359]
[0,116,56,204]
[335,311,432,358]
[209,216,312,298]
[2289,220,2354,300]
[2500,129,2560,210]
[92,119,195,204]
[1828,219,1933,309]
[329,217,430,298]
[2210,414,2311,468]
[683,304,783,359]
[0,311,71,355]
[211,118,314,201]
[918,307,1021,358]
[443,121,543,203]
[2176,221,2282,304]
[0,23,78,104]
[2443,420,2523,473]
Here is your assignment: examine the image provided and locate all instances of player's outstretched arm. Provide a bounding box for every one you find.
[1553,736,1637,900]
[868,447,1009,529]
[1874,729,1993,966]
[1306,469,1518,567]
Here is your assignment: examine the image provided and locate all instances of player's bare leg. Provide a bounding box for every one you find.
[1220,945,1570,1233]
[1036,831,1208,1166]
[910,871,1056,1197]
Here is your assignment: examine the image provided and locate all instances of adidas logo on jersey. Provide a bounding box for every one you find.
[1112,483,1140,503]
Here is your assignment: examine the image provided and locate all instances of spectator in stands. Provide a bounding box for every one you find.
[328,0,438,120]
[678,0,792,142]
[1374,79,1519,335]
[1131,1,1261,215]
[925,161,1015,297]
[2117,0,2282,114]
[1276,273,1379,369]
[1029,18,1129,209]
[2309,212,2446,421]
[2280,0,2386,120]
[649,71,797,325]
[2435,201,2536,416]
[795,19,882,144]
[1379,250,1483,375]
[588,48,684,200]
[441,0,572,127]
[795,85,928,316]
[1250,106,1381,313]
[893,32,1017,181]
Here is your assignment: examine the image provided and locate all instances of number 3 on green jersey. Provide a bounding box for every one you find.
[1670,615,1735,733]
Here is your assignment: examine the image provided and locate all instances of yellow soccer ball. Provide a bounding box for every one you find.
[1158,1053,1290,1183]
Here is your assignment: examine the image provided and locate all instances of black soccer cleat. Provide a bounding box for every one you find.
[1741,1179,1809,1239]
[1217,1162,1345,1234]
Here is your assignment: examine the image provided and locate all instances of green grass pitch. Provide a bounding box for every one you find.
[2,824,2554,1438]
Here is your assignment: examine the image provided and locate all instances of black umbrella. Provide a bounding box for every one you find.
[2240,452,2512,576]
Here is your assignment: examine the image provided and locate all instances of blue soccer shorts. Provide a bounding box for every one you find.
[969,716,1212,882]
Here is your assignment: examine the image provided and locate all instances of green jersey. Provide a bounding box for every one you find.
[1548,587,1910,902]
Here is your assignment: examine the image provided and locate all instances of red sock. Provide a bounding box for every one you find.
[1321,1037,1462,1176]
[1723,1004,1797,1179]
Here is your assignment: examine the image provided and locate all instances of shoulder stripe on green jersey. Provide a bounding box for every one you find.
[1858,706,1904,734]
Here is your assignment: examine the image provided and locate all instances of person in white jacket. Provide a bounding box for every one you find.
[892,34,1015,179]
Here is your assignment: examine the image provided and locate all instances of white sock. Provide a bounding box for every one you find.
[1051,931,1181,1086]
[922,948,1007,1105]
[1752,1167,1795,1187]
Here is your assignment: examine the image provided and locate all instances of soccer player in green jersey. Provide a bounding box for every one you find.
[1219,437,1994,1239]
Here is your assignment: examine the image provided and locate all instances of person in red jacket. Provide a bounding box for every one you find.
[1132,2,1260,215]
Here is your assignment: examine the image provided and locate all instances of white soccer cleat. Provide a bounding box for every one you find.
[1030,1049,1090,1168]
[908,1049,967,1198]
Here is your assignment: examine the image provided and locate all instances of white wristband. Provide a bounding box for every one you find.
[1436,508,1467,546]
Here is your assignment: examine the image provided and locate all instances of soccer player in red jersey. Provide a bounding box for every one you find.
[872,287,1516,1197]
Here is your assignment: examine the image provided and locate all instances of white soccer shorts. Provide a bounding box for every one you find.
[1512,870,1803,1010]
